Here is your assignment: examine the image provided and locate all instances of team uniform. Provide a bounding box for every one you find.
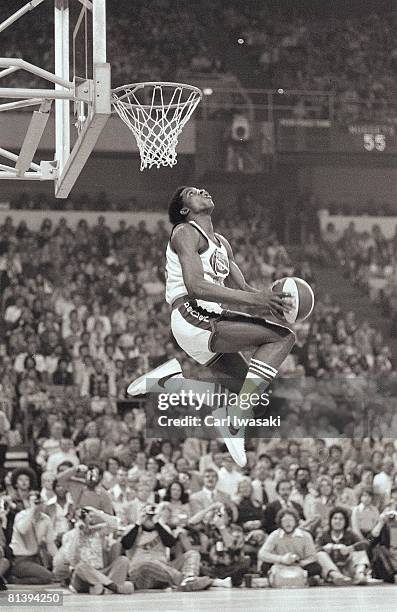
[166,220,291,367]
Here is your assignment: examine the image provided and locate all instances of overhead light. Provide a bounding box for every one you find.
[203,88,213,96]
[237,38,244,45]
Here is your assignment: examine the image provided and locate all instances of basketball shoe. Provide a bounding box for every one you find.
[212,406,247,467]
[127,358,182,396]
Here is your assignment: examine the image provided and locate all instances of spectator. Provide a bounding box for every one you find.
[368,487,397,582]
[121,505,211,591]
[57,464,113,515]
[263,479,304,534]
[194,504,251,587]
[10,491,56,584]
[163,481,191,527]
[58,506,132,594]
[258,508,323,586]
[45,478,74,544]
[317,507,371,584]
[373,458,395,505]
[217,455,245,500]
[332,473,357,510]
[46,439,79,474]
[351,488,380,541]
[190,469,237,521]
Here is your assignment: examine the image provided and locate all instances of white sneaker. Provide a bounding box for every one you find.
[212,406,247,467]
[212,577,232,588]
[127,358,182,396]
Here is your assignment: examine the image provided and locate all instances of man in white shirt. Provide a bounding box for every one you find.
[189,468,236,519]
[10,492,57,584]
[13,338,47,374]
[216,455,244,500]
[251,461,277,506]
[46,439,79,474]
[373,458,395,504]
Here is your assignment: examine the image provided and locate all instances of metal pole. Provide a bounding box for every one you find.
[0,172,44,180]
[0,88,73,99]
[93,0,107,64]
[0,147,41,171]
[0,0,46,34]
[0,99,44,112]
[0,67,19,80]
[0,58,73,89]
[54,0,70,176]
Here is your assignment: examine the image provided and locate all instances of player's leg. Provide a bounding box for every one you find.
[210,316,294,421]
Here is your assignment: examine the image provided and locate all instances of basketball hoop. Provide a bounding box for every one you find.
[111,82,202,170]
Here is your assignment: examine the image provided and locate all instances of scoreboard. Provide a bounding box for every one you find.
[277,119,397,154]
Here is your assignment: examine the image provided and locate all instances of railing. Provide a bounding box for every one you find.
[194,87,397,125]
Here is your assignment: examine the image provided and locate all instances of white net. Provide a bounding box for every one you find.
[112,82,202,170]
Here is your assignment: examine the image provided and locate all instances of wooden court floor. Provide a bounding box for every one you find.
[6,585,396,612]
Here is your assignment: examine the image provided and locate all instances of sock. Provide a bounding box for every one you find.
[228,358,278,422]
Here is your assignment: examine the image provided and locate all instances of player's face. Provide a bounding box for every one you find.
[182,187,214,215]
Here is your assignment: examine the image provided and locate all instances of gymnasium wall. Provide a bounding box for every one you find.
[298,166,397,210]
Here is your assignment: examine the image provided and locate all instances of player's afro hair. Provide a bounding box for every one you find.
[168,186,189,226]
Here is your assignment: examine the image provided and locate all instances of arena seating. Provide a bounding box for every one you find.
[2,2,397,121]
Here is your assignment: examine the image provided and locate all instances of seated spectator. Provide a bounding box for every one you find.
[258,508,323,587]
[40,471,56,504]
[351,488,380,540]
[57,464,113,515]
[123,481,156,525]
[217,455,245,500]
[313,474,336,531]
[373,458,395,507]
[194,504,251,587]
[332,473,357,510]
[263,479,304,534]
[289,467,314,519]
[190,469,237,521]
[45,478,74,545]
[46,438,79,474]
[52,359,74,386]
[121,504,211,591]
[0,500,10,590]
[317,506,371,584]
[368,486,397,583]
[36,422,65,468]
[56,506,132,594]
[163,480,191,528]
[251,458,277,507]
[354,465,376,504]
[102,457,121,491]
[232,478,261,528]
[10,491,56,585]
[198,440,222,474]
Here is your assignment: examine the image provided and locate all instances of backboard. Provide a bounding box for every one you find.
[0,0,111,198]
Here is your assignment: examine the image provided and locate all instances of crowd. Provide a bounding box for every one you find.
[2,1,397,122]
[0,206,396,593]
[322,220,397,336]
[1,439,397,592]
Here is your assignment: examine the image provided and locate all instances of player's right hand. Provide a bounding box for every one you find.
[254,289,293,318]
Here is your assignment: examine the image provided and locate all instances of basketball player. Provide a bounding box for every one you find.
[128,187,295,466]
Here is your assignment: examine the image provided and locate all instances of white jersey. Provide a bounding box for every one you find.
[165,220,230,313]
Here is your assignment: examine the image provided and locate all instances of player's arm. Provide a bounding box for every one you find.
[172,225,289,316]
[218,235,259,293]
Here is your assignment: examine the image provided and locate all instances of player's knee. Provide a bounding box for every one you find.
[280,329,296,350]
[287,329,296,347]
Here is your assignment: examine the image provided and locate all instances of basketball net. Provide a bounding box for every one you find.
[112,82,202,170]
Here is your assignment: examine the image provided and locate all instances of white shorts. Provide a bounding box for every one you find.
[171,299,292,366]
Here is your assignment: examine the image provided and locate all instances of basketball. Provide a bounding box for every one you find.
[271,277,315,324]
